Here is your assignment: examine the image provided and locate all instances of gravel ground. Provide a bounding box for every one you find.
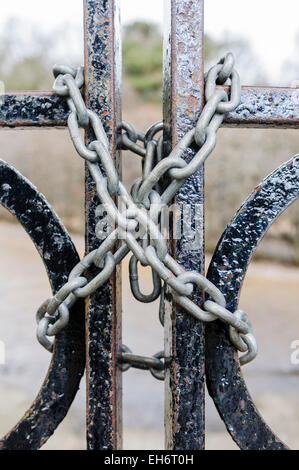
[0,221,298,450]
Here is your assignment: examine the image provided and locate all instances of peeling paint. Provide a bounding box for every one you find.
[0,93,69,128]
[206,155,299,450]
[0,160,85,450]
[163,0,205,451]
[84,0,122,451]
[224,86,299,128]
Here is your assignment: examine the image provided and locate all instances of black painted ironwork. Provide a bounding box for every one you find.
[0,0,298,451]
[1,88,297,129]
[163,0,206,450]
[84,0,122,450]
[0,93,69,128]
[206,156,299,450]
[0,161,85,450]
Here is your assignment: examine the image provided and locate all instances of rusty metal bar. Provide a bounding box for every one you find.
[0,92,68,127]
[0,86,297,129]
[84,0,122,450]
[163,0,205,450]
[223,86,299,128]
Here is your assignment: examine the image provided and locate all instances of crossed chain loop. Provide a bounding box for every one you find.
[35,54,257,371]
[118,345,166,381]
[129,255,162,303]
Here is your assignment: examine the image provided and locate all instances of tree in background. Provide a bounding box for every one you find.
[123,21,266,102]
[122,21,163,101]
[0,18,82,90]
[2,18,297,263]
[0,18,265,93]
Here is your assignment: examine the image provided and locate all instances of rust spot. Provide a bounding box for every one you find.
[188,95,199,108]
[178,42,186,54]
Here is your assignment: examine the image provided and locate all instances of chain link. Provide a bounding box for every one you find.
[118,345,167,381]
[35,53,257,371]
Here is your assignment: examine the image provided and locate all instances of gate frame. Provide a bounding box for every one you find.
[0,0,298,450]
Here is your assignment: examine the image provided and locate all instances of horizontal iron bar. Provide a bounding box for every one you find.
[0,92,69,127]
[0,87,297,129]
[223,86,298,128]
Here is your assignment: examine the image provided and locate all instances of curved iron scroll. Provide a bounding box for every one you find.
[206,155,299,450]
[0,160,85,450]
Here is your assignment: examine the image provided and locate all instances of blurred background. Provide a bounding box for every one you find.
[0,0,298,450]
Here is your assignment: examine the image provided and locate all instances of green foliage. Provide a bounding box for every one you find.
[0,18,82,91]
[0,19,51,90]
[0,17,266,94]
[2,57,52,91]
[122,22,245,101]
[123,21,266,101]
[123,22,163,101]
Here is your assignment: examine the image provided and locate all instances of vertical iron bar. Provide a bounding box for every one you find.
[163,0,205,450]
[84,0,122,450]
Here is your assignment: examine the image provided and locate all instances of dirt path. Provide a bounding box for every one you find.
[0,221,298,449]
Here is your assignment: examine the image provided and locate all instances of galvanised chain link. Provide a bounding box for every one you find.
[118,345,167,381]
[36,54,257,374]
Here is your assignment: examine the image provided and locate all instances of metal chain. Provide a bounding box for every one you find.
[36,53,257,372]
[118,345,167,381]
[119,53,257,366]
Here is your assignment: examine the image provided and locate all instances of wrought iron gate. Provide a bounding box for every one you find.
[0,0,298,450]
